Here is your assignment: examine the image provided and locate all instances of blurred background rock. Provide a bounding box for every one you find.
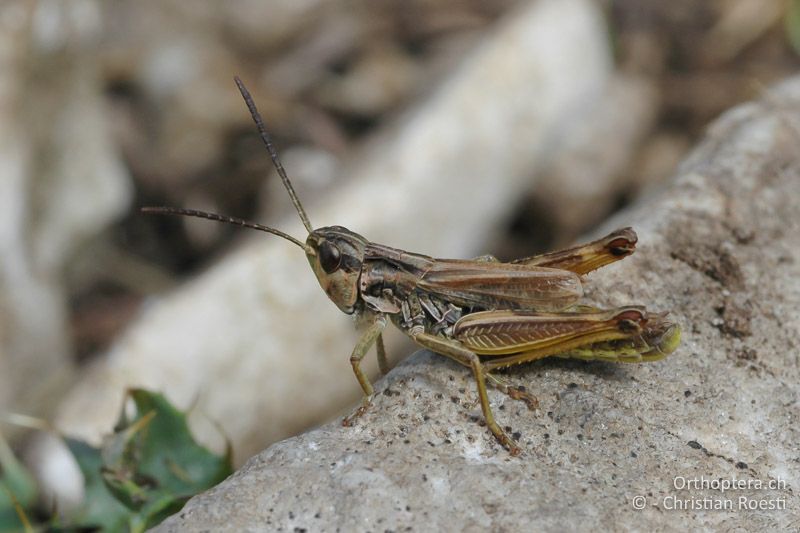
[1,0,798,483]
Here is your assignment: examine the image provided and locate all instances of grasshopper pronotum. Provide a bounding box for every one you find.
[143,78,680,455]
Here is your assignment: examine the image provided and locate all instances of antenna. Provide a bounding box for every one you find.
[234,76,313,234]
[141,207,309,251]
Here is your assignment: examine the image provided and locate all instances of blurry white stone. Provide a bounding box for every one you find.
[22,432,85,515]
[218,0,330,50]
[314,43,424,116]
[531,74,659,240]
[0,1,130,418]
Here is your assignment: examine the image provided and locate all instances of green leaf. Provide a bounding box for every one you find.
[103,390,231,495]
[63,438,131,532]
[0,432,37,533]
[64,389,232,532]
[0,389,231,532]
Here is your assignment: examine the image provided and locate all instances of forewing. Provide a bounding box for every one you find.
[417,260,582,311]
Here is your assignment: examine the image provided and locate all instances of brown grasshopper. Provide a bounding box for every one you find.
[143,77,680,455]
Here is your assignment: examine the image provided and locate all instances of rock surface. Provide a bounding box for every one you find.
[156,75,800,531]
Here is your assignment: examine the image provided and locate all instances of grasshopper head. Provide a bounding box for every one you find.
[306,226,367,314]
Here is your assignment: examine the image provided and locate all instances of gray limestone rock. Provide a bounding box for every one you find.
[156,73,800,532]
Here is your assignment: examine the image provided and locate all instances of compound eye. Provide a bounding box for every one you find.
[319,241,342,273]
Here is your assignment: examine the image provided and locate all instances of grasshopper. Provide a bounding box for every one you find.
[143,77,680,455]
